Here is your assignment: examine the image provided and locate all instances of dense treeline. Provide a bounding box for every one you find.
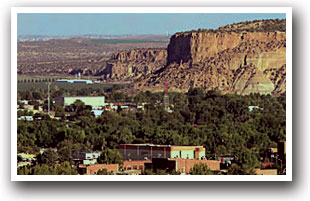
[18,88,286,173]
[17,83,130,104]
[17,161,78,175]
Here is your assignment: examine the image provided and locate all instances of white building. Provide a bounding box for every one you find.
[18,116,33,121]
[54,96,105,107]
[92,110,104,117]
[56,79,93,84]
[72,152,101,165]
[248,106,261,112]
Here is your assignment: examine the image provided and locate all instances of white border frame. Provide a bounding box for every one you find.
[11,7,292,181]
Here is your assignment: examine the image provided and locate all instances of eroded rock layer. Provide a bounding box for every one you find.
[96,48,167,80]
[133,19,286,95]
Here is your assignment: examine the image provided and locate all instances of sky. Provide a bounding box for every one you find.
[17,13,286,36]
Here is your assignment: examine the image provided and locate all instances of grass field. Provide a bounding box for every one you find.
[17,82,129,92]
[86,39,168,44]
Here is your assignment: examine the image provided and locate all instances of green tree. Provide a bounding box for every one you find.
[55,105,66,119]
[57,145,73,163]
[18,162,78,175]
[227,163,256,175]
[233,149,260,174]
[189,163,214,175]
[97,148,123,165]
[54,161,78,175]
[31,164,55,175]
[37,150,58,165]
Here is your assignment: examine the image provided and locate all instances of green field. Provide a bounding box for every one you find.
[17,82,128,92]
[87,39,168,44]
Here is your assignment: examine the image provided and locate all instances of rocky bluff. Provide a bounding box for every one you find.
[97,48,167,81]
[134,19,286,95]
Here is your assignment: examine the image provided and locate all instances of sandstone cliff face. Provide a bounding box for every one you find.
[167,31,285,66]
[134,20,286,95]
[97,48,167,80]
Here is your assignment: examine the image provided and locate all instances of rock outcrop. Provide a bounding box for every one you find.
[133,19,286,95]
[167,31,285,65]
[96,48,167,80]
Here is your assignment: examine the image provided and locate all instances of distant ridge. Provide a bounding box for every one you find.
[18,34,169,42]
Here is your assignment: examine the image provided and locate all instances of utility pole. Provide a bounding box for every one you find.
[163,81,169,112]
[47,82,51,116]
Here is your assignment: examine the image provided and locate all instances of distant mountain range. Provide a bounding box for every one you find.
[17,34,170,42]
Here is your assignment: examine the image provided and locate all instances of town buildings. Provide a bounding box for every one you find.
[119,144,206,161]
[56,79,93,84]
[17,115,34,121]
[54,96,105,108]
[17,153,37,167]
[16,94,282,175]
[72,151,101,166]
[149,158,220,174]
[118,144,221,174]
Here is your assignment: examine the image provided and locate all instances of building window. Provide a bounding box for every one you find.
[139,165,144,170]
[133,165,137,170]
[127,166,131,170]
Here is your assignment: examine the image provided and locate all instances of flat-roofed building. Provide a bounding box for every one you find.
[72,151,101,166]
[54,96,105,108]
[149,158,220,174]
[119,144,205,161]
[254,168,278,175]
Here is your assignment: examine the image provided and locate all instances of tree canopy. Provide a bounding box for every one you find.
[17,88,286,175]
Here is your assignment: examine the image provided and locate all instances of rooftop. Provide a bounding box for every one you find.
[120,144,204,148]
[121,143,171,148]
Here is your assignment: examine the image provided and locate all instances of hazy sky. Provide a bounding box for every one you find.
[17,13,286,36]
